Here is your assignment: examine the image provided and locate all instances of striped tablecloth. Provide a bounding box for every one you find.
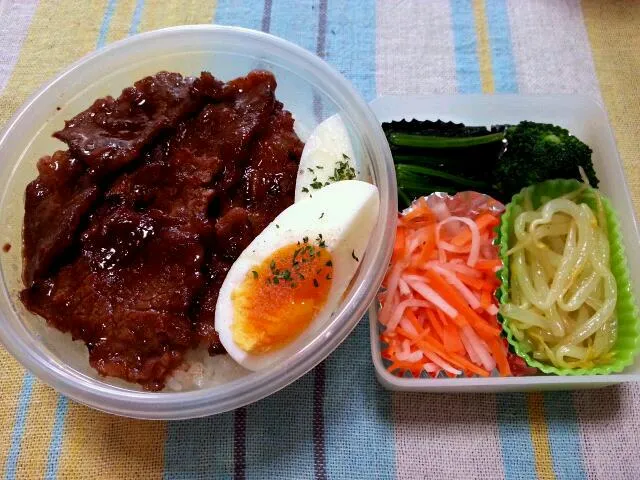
[1,1,639,479]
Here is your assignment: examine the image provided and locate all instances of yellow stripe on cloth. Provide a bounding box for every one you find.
[0,0,108,126]
[527,393,556,480]
[15,383,61,477]
[470,5,556,477]
[106,0,139,45]
[139,0,215,31]
[472,0,495,94]
[582,0,640,215]
[0,0,109,474]
[0,351,25,472]
[57,404,165,479]
[0,1,175,477]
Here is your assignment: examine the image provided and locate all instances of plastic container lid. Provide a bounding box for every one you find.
[0,26,397,419]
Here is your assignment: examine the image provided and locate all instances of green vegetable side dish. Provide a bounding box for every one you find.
[494,122,598,200]
[383,119,598,209]
[389,131,505,149]
[497,179,640,375]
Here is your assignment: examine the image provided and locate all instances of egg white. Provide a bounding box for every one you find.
[215,180,379,371]
[295,114,357,202]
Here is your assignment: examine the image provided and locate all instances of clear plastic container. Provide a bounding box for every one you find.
[369,94,640,392]
[0,26,396,419]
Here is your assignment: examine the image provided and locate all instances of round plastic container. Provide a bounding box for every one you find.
[0,25,396,419]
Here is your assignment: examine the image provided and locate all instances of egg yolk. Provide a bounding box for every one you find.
[231,239,334,354]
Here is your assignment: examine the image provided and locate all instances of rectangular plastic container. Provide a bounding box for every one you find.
[368,94,640,392]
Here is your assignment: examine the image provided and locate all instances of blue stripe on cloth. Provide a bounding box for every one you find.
[3,373,35,480]
[324,0,376,101]
[484,0,517,93]
[160,5,268,480]
[323,320,396,479]
[164,3,269,477]
[96,0,118,49]
[128,0,145,36]
[496,393,537,480]
[228,3,321,478]
[43,396,69,480]
[244,374,315,479]
[450,0,482,93]
[543,392,587,480]
[214,0,265,31]
[163,415,235,480]
[242,5,320,479]
[322,4,394,477]
[449,3,550,478]
[268,0,319,52]
[38,4,132,478]
[485,3,583,475]
[38,4,134,477]
[239,4,319,478]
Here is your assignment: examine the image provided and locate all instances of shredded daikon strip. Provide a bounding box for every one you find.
[428,264,481,310]
[406,279,459,319]
[398,277,411,296]
[387,299,431,332]
[424,351,462,376]
[423,363,439,373]
[436,216,481,266]
[462,325,496,372]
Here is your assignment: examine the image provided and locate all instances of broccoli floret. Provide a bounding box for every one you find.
[493,121,598,199]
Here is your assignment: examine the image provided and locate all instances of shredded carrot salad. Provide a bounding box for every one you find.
[379,192,512,378]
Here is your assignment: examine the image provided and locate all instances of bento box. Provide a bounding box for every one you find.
[369,94,640,392]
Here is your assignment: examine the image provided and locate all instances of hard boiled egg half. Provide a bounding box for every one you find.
[215,180,379,371]
[295,114,357,202]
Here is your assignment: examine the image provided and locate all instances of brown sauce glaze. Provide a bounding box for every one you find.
[21,70,304,390]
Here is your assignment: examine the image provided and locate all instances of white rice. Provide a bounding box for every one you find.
[164,348,250,392]
[28,314,250,392]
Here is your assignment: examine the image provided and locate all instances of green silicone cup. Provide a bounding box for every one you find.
[497,179,640,375]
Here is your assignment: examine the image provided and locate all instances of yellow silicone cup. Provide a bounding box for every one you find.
[497,179,640,375]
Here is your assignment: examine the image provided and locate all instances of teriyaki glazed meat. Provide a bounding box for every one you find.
[21,70,305,390]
